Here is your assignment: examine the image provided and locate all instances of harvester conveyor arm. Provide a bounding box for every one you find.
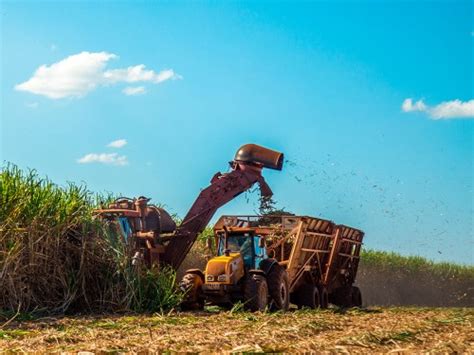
[161,144,283,270]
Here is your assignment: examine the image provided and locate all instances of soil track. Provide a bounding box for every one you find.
[1,308,472,352]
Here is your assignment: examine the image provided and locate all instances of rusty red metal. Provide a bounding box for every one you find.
[94,144,284,270]
[162,145,282,269]
[234,144,284,171]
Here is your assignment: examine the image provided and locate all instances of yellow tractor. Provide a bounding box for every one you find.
[179,226,290,311]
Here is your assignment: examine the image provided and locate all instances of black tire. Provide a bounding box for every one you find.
[319,286,329,309]
[243,274,268,312]
[295,284,320,309]
[179,273,204,311]
[330,286,352,308]
[267,265,290,311]
[351,286,362,307]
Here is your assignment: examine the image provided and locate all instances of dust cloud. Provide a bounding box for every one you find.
[356,264,473,307]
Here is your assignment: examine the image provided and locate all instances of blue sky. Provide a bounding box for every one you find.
[1,1,472,263]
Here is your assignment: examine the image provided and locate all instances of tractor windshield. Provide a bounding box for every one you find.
[218,234,255,268]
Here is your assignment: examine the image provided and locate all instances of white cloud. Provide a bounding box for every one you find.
[429,99,474,119]
[15,51,181,99]
[402,98,427,113]
[401,98,474,120]
[77,153,128,166]
[107,139,127,148]
[15,52,115,99]
[122,86,146,96]
[104,66,181,83]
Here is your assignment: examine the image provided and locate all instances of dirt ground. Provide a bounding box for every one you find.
[1,307,472,353]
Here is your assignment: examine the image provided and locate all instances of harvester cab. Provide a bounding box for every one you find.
[93,196,177,267]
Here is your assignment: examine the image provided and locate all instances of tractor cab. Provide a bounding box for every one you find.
[216,230,267,270]
[202,228,268,288]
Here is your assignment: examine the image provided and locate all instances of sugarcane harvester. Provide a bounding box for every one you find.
[94,144,284,271]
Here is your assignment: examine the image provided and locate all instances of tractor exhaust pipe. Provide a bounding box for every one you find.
[234,144,284,171]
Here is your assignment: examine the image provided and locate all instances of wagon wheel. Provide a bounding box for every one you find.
[318,286,329,309]
[351,286,362,308]
[294,284,320,309]
[329,286,352,308]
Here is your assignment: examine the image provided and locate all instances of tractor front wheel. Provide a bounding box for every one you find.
[243,275,268,312]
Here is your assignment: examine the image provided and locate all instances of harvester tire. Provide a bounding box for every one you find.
[267,265,290,311]
[243,275,268,312]
[179,273,204,311]
[351,286,362,307]
[319,286,329,309]
[295,284,320,309]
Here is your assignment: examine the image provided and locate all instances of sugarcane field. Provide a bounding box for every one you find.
[1,1,473,353]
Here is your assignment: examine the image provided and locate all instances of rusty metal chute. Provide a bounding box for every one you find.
[162,144,284,269]
[234,144,284,171]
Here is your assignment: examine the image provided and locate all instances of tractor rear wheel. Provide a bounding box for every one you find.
[351,286,362,307]
[295,284,320,309]
[243,275,268,312]
[267,265,290,311]
[179,273,204,311]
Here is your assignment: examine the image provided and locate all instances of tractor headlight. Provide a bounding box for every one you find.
[206,275,214,282]
[217,274,227,282]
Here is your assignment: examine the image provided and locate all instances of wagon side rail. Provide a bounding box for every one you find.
[322,225,364,289]
[283,217,336,291]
